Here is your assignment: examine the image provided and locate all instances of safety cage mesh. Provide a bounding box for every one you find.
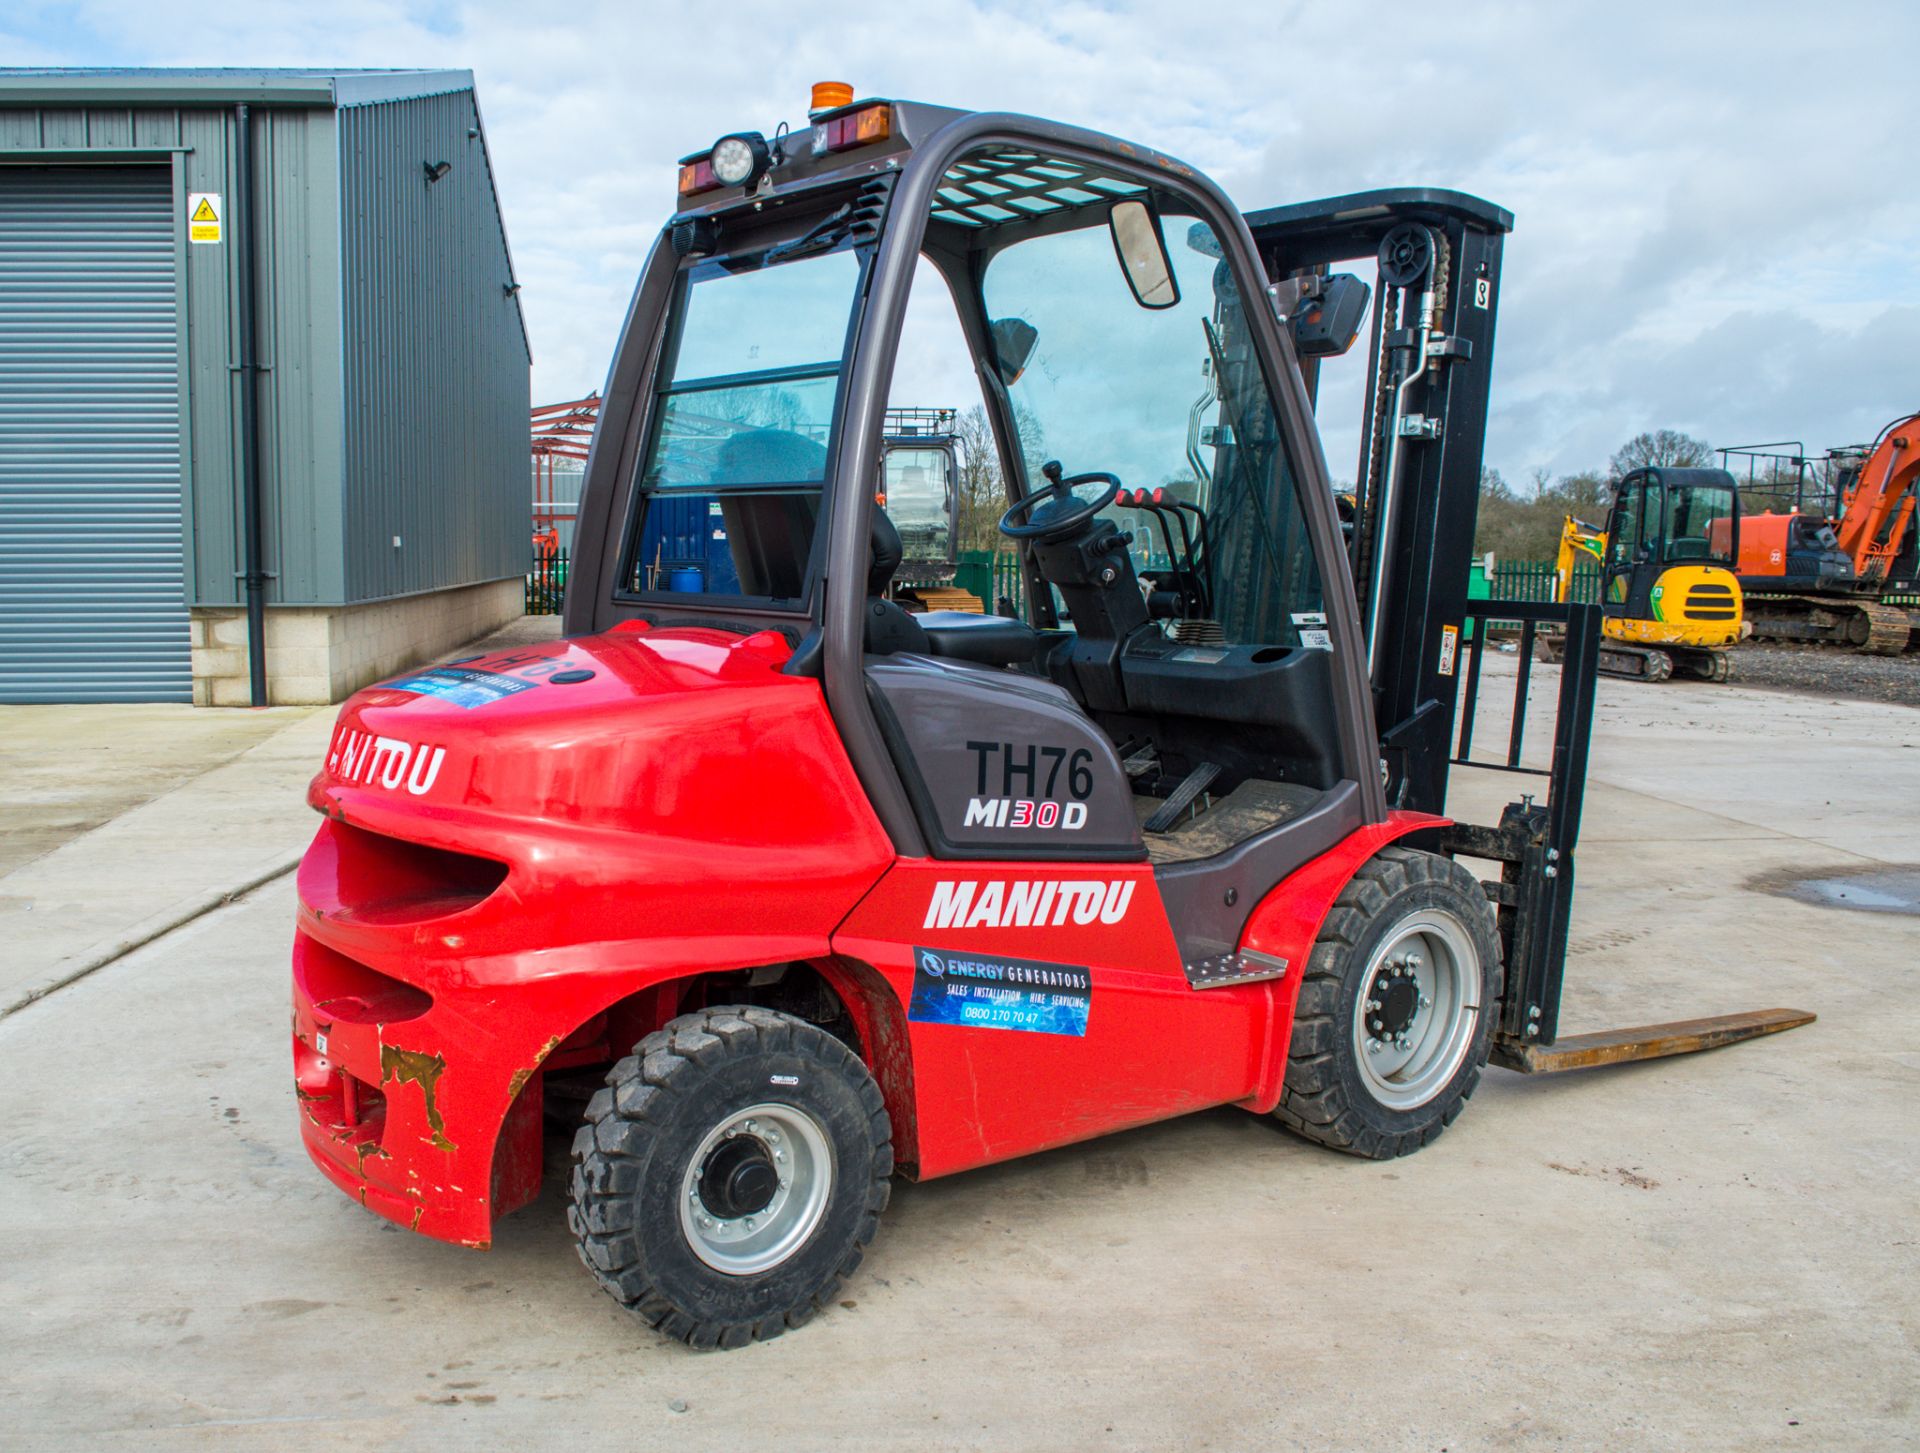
[930,148,1148,228]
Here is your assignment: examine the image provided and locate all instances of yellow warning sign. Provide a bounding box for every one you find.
[188,191,223,245]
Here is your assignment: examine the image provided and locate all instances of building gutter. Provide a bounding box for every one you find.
[233,103,269,706]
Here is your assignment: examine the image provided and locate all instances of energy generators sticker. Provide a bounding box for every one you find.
[386,665,540,709]
[909,947,1091,1037]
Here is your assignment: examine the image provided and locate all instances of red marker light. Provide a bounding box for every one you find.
[812,102,892,157]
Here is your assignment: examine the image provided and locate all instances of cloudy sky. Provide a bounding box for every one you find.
[9,0,1914,484]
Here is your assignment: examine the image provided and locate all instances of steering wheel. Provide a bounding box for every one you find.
[999,460,1123,542]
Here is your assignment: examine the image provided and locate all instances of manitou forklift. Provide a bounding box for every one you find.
[290,87,1811,1349]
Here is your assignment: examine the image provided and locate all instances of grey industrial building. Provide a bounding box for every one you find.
[0,68,530,705]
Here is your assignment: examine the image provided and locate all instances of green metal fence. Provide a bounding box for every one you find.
[954,549,1027,617]
[1473,559,1600,604]
[527,549,568,614]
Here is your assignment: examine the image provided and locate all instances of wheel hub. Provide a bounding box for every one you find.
[1352,915,1482,1111]
[679,1103,835,1277]
[1365,953,1428,1049]
[698,1136,779,1220]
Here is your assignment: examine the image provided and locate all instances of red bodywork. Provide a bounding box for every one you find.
[1710,511,1792,577]
[292,624,1440,1245]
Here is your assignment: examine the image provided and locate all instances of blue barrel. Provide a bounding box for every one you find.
[667,567,705,593]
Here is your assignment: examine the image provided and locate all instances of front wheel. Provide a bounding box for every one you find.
[569,1006,892,1348]
[1272,846,1503,1159]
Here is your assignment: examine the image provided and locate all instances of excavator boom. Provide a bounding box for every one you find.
[1834,412,1919,582]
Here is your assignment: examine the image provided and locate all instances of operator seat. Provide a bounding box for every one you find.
[862,508,1040,666]
[915,611,1041,666]
[864,509,931,655]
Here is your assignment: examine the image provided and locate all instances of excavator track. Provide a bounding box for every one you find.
[1744,594,1913,655]
[1584,641,1673,681]
[1540,635,1678,682]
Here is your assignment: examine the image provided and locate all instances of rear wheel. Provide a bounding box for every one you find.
[569,1006,891,1348]
[1272,847,1503,1158]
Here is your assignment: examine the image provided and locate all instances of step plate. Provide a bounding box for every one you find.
[1185,948,1290,989]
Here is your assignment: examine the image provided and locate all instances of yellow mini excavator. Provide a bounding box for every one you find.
[1552,467,1745,682]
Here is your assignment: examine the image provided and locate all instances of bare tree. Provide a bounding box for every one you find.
[953,403,1046,552]
[1609,429,1712,477]
[1473,465,1616,560]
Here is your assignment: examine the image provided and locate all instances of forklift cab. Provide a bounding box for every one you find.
[573,105,1381,937]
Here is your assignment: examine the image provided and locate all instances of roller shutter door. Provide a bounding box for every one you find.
[0,166,190,702]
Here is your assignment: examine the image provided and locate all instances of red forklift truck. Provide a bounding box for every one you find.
[291,89,1811,1348]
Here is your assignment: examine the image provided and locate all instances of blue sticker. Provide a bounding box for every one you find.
[909,947,1091,1037]
[386,666,540,709]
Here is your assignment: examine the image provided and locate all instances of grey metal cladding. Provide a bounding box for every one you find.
[0,76,529,612]
[0,165,189,701]
[866,655,1145,861]
[337,89,530,604]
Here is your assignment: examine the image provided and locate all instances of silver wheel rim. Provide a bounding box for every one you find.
[679,1102,834,1276]
[1352,910,1481,1111]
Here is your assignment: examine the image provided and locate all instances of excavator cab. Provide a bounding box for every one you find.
[877,407,971,610]
[1588,467,1744,681]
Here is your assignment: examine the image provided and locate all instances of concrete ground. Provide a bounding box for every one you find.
[0,660,1914,1451]
[0,703,309,876]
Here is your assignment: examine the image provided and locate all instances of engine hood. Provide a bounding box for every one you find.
[309,623,870,842]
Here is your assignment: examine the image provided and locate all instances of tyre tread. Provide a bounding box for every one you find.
[1271,848,1504,1160]
[569,1004,890,1348]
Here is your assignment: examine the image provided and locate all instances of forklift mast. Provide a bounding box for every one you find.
[1247,189,1513,819]
[1248,191,1602,1055]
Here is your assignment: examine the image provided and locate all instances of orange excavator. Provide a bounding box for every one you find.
[1713,412,1920,652]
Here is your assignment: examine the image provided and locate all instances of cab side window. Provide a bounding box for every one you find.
[1608,485,1643,566]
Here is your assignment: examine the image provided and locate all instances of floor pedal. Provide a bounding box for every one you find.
[1144,762,1220,834]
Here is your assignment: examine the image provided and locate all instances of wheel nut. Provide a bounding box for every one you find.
[1419,995,1431,1009]
[1366,1041,1382,1055]
[744,1217,757,1230]
[1367,999,1380,1011]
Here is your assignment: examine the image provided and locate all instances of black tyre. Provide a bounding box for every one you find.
[1272,846,1503,1159]
[569,1005,892,1348]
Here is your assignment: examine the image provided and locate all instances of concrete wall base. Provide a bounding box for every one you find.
[190,579,524,706]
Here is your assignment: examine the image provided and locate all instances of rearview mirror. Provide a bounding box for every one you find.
[1108,200,1179,309]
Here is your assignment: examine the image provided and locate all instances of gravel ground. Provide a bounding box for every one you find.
[1730,641,1920,708]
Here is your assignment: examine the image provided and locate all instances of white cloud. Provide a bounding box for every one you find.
[13,0,1914,479]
